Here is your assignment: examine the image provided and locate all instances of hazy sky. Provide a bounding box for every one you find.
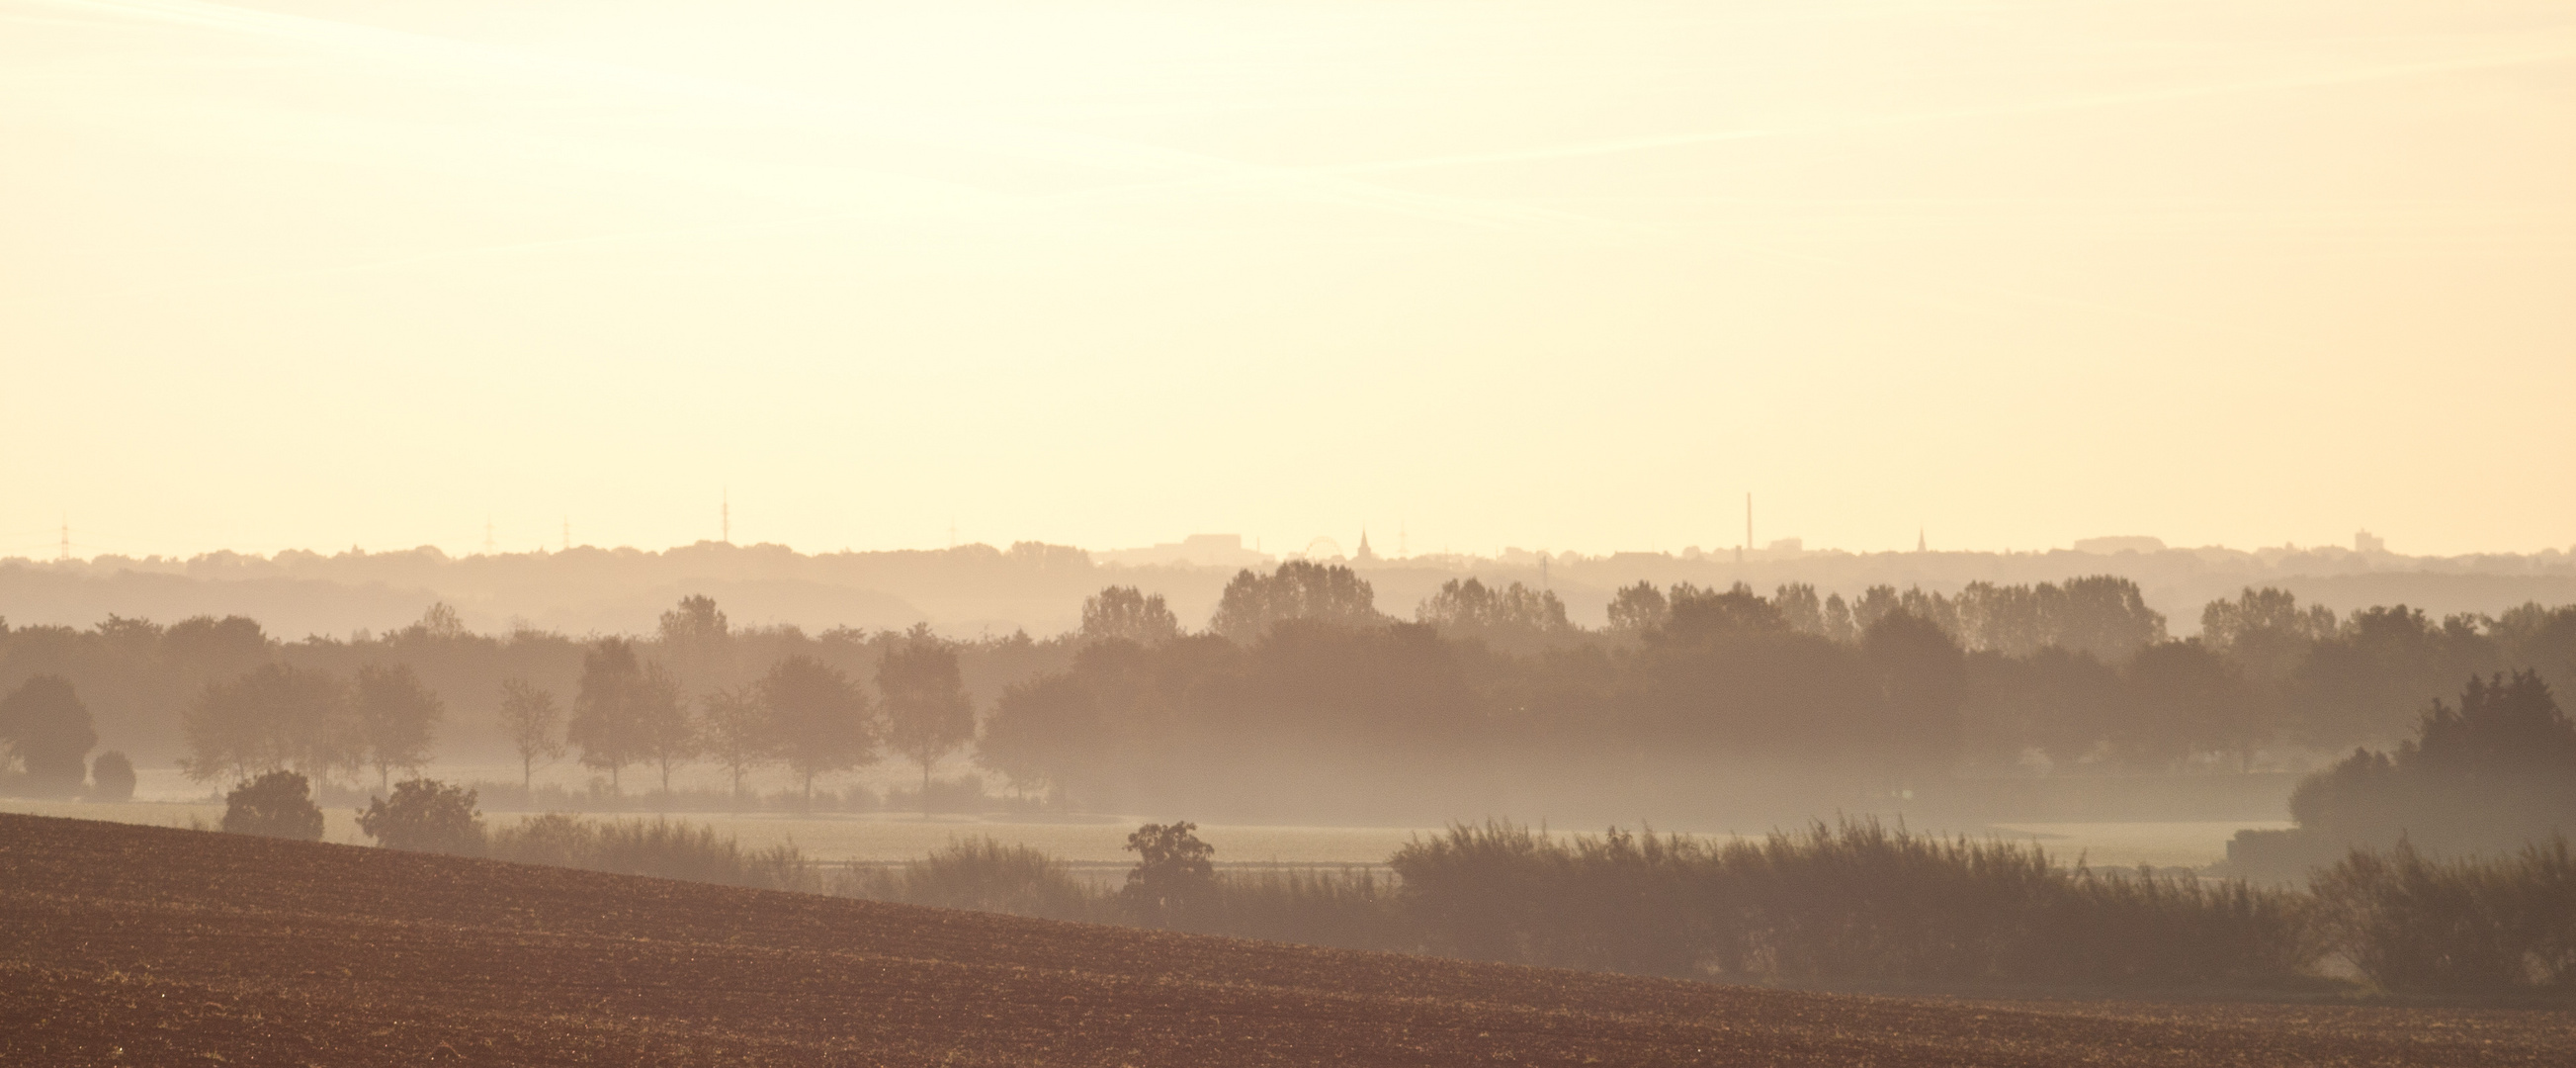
[5,0,2571,561]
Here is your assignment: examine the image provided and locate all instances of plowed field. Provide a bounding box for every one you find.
[2,813,2565,1066]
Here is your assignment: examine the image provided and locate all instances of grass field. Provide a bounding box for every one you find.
[5,812,2569,1066]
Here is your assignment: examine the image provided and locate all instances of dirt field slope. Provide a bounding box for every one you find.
[2,813,2566,1066]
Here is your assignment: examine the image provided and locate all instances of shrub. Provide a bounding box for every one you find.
[841,837,1096,921]
[2310,836,2576,992]
[1184,866,1405,950]
[357,778,485,854]
[1391,818,2317,988]
[88,752,135,802]
[220,771,324,841]
[484,814,816,892]
[1121,822,1216,927]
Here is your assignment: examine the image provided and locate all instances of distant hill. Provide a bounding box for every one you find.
[3,813,2567,1066]
[5,538,2571,640]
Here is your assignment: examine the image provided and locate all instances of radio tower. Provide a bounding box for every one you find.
[483,518,496,556]
[59,515,70,563]
[722,489,731,545]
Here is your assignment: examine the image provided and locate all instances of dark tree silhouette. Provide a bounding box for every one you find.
[1209,561,1381,640]
[568,639,647,791]
[698,684,776,803]
[1080,585,1180,645]
[1120,821,1215,926]
[358,778,484,854]
[88,751,135,802]
[221,770,323,841]
[0,674,97,792]
[496,678,565,791]
[353,663,443,791]
[760,654,874,805]
[180,665,351,784]
[881,625,976,807]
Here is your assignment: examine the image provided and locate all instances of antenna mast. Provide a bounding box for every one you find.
[59,515,69,563]
[722,489,731,545]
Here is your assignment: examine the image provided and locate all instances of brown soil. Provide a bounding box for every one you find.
[2,812,2566,1066]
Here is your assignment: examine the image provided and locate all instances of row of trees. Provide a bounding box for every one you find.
[180,662,445,790]
[19,564,2576,820]
[173,618,979,809]
[530,625,973,802]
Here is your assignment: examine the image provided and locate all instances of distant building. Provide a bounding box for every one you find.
[2356,529,2387,555]
[2073,535,2166,554]
[1095,534,1273,569]
[1354,530,1378,563]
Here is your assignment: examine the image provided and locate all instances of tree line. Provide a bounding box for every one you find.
[5,566,2572,820]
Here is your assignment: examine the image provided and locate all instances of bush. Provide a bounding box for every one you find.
[2310,836,2576,992]
[1391,819,2317,988]
[1121,822,1216,927]
[88,751,135,802]
[839,837,1096,922]
[357,779,485,855]
[485,814,817,892]
[220,771,324,841]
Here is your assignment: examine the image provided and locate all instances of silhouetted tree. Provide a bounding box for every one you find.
[180,665,352,784]
[2200,587,2338,684]
[1209,561,1381,640]
[656,594,735,696]
[0,674,96,792]
[882,625,975,806]
[698,684,776,803]
[634,663,699,795]
[568,639,647,791]
[2121,640,2259,770]
[1416,578,1571,651]
[496,678,565,791]
[2278,671,2576,862]
[221,770,323,840]
[1773,583,1826,636]
[760,654,874,805]
[1120,821,1215,926]
[352,663,443,791]
[1605,580,1668,638]
[1081,585,1180,645]
[88,751,135,801]
[1862,610,1967,781]
[2292,605,2501,749]
[357,778,484,854]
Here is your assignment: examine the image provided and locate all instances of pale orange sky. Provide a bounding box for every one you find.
[4,0,2571,561]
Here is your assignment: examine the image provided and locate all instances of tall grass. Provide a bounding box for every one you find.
[2310,836,2576,993]
[1390,819,2314,988]
[485,814,819,893]
[452,813,2569,998]
[833,837,1095,921]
